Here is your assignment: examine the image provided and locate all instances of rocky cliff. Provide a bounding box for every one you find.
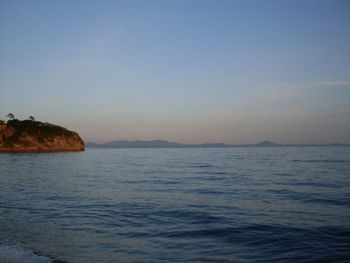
[0,120,85,153]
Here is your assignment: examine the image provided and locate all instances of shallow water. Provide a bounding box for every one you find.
[1,147,350,262]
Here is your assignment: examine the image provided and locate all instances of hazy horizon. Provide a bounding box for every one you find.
[1,0,350,144]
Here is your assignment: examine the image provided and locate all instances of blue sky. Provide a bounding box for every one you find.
[1,0,350,143]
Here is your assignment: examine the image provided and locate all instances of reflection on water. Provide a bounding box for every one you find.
[1,147,350,262]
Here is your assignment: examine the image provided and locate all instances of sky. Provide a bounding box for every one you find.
[1,0,350,144]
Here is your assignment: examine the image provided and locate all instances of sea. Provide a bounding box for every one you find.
[0,147,350,263]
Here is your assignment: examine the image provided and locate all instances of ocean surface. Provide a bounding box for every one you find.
[0,147,350,263]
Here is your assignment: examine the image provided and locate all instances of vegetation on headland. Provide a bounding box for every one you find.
[3,120,67,146]
[0,114,84,152]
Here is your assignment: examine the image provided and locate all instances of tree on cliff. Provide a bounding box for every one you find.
[29,116,35,121]
[6,113,15,120]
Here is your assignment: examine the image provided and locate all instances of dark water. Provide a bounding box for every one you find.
[1,147,350,262]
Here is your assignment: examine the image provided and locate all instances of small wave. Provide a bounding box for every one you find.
[195,171,229,175]
[187,164,213,168]
[0,244,52,263]
[293,159,350,163]
[154,209,228,225]
[280,181,342,189]
[304,197,350,206]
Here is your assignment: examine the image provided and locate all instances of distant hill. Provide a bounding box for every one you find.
[87,140,183,148]
[0,119,85,153]
[86,140,229,148]
[86,140,349,148]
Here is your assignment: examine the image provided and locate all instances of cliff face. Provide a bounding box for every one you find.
[0,120,85,153]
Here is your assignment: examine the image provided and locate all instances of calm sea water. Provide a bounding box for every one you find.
[0,147,350,263]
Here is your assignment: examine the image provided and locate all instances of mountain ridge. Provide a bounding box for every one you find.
[86,140,350,148]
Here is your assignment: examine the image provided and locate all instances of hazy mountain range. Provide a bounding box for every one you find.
[86,140,349,148]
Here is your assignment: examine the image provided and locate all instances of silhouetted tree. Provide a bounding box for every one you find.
[6,113,15,120]
[0,120,5,124]
[29,116,35,121]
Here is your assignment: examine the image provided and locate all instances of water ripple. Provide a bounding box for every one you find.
[1,147,350,262]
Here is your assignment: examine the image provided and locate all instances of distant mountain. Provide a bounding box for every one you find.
[87,140,184,148]
[86,140,349,148]
[86,140,230,148]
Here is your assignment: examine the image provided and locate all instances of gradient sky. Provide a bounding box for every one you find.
[1,0,350,144]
